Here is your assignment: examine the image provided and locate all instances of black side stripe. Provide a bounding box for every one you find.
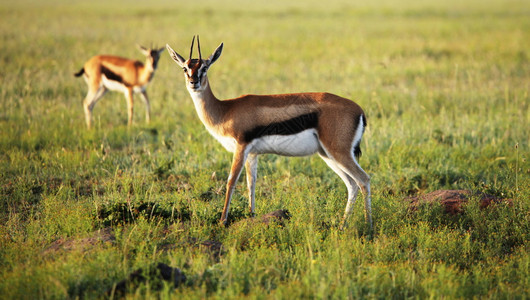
[243,112,319,143]
[101,66,130,86]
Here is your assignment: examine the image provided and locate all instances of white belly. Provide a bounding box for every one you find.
[102,76,129,93]
[101,76,145,93]
[249,129,320,156]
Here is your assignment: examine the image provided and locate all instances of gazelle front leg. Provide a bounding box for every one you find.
[124,88,134,126]
[245,153,258,217]
[220,144,250,225]
[139,91,151,123]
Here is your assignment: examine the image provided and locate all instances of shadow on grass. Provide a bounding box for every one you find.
[96,200,191,226]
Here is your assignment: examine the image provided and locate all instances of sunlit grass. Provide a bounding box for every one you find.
[0,0,528,298]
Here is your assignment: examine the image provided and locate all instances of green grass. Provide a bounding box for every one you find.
[1,0,529,298]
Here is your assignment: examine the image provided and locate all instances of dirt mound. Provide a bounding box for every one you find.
[407,189,512,215]
[160,237,225,261]
[107,262,186,296]
[260,209,291,225]
[42,227,116,255]
[232,209,291,227]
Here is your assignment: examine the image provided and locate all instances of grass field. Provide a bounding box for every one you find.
[1,0,529,298]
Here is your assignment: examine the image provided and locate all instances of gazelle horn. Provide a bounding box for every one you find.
[197,35,202,61]
[189,36,195,60]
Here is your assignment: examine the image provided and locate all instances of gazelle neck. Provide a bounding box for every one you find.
[188,78,225,127]
[140,60,155,83]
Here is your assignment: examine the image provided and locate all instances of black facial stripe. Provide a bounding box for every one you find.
[188,72,200,83]
[243,112,319,143]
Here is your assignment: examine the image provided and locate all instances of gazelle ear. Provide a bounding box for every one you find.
[166,44,186,68]
[205,42,223,67]
[157,47,165,55]
[137,44,150,56]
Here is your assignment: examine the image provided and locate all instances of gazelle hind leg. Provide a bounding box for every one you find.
[83,91,95,128]
[83,86,106,128]
[319,154,359,230]
[339,157,371,230]
[327,149,372,230]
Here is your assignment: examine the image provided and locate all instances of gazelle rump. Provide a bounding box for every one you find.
[166,36,372,230]
[75,45,164,128]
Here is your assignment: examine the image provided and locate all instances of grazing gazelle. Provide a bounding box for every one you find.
[166,36,372,230]
[74,45,165,128]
